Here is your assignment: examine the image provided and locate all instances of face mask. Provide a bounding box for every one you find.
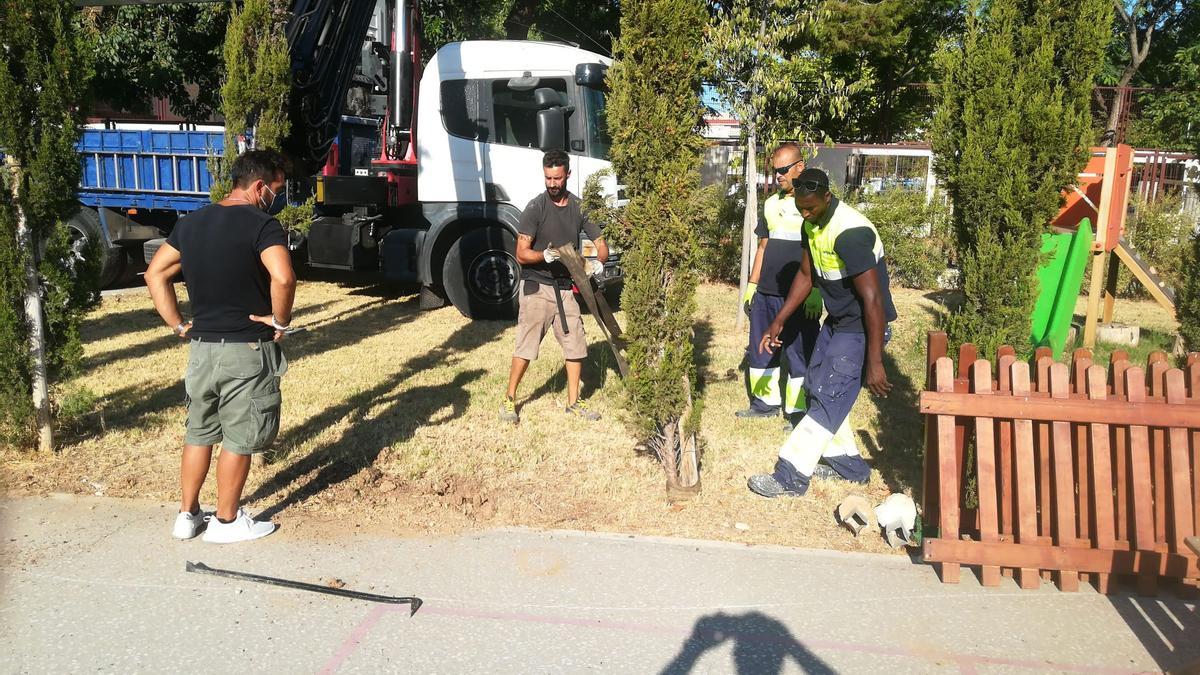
[259,184,287,215]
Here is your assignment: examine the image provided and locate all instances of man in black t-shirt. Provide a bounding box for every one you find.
[501,149,609,424]
[146,150,296,544]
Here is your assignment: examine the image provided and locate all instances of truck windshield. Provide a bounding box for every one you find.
[584,87,611,161]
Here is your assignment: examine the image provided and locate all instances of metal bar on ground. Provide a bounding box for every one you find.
[185,561,423,615]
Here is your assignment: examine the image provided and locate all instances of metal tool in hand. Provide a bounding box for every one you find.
[553,243,630,378]
[186,561,422,615]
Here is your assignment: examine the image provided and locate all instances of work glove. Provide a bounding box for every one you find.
[742,282,757,317]
[543,248,560,264]
[586,259,604,277]
[803,287,824,320]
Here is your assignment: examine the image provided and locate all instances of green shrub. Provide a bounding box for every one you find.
[608,0,707,488]
[1179,230,1200,352]
[1116,194,1192,298]
[930,0,1111,357]
[856,189,953,289]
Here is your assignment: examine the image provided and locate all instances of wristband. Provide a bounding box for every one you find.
[173,322,188,336]
[271,316,290,331]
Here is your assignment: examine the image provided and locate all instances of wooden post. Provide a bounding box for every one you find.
[1166,369,1194,554]
[1012,362,1040,589]
[1073,350,1092,543]
[1150,356,1169,546]
[935,357,960,584]
[1102,254,1120,324]
[1112,353,1131,542]
[923,332,950,528]
[1084,148,1119,348]
[1050,363,1080,591]
[1087,366,1116,593]
[1126,367,1159,596]
[972,360,1001,587]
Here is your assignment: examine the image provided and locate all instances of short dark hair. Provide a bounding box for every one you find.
[794,168,830,195]
[773,141,802,156]
[231,149,289,188]
[542,149,570,170]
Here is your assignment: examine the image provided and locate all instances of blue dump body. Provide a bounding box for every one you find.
[77,128,223,213]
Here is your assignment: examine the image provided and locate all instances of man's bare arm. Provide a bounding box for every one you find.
[749,237,767,284]
[253,245,297,330]
[851,266,892,397]
[515,233,544,265]
[595,237,609,264]
[145,243,188,334]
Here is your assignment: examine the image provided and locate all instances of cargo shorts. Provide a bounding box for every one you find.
[183,339,288,455]
[513,279,587,361]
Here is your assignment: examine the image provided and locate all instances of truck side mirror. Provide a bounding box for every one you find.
[534,87,564,109]
[537,108,566,151]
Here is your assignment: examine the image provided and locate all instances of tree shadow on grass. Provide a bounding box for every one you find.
[244,319,505,519]
[660,611,834,675]
[520,335,624,408]
[249,368,485,521]
[81,299,342,370]
[861,350,924,496]
[71,298,428,444]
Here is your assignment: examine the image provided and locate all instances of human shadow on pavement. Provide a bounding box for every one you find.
[660,611,834,675]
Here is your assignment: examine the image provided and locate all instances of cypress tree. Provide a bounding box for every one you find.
[607,0,707,491]
[931,0,1111,357]
[0,0,98,446]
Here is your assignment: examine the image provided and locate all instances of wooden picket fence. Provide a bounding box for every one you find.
[918,332,1200,594]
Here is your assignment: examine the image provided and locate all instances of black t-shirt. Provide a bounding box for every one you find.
[517,191,602,284]
[166,204,288,340]
[803,200,898,333]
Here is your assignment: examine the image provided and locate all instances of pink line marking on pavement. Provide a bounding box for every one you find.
[318,605,403,675]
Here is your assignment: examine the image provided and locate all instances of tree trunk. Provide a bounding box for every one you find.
[6,157,52,452]
[1103,71,1135,147]
[736,119,757,329]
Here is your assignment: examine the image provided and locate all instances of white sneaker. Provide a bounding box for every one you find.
[201,509,277,544]
[172,510,210,540]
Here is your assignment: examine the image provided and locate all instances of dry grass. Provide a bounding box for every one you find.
[0,277,1178,553]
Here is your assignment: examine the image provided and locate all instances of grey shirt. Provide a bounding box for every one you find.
[517,191,602,284]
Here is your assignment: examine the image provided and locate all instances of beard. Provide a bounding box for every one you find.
[546,185,564,198]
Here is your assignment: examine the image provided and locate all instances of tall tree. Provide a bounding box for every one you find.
[0,0,99,448]
[932,0,1112,357]
[81,4,227,122]
[808,0,962,142]
[608,0,708,491]
[707,0,855,328]
[1099,0,1188,145]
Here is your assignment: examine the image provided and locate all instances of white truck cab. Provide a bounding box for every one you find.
[381,40,619,319]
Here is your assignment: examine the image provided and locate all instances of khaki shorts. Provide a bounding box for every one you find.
[183,339,288,455]
[513,279,587,361]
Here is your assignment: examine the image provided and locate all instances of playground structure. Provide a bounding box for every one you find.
[1046,144,1177,351]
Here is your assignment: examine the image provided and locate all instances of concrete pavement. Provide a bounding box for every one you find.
[2,494,1197,673]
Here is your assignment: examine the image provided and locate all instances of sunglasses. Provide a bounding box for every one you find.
[792,179,828,194]
[772,159,803,175]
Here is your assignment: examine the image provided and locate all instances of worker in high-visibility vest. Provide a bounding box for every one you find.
[737,143,823,424]
[748,168,897,497]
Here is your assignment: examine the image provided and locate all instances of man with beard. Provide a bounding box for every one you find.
[500,149,609,424]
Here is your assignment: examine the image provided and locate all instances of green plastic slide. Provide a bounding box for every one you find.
[1030,218,1093,357]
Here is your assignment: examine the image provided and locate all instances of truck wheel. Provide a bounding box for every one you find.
[441,227,519,320]
[68,207,124,288]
